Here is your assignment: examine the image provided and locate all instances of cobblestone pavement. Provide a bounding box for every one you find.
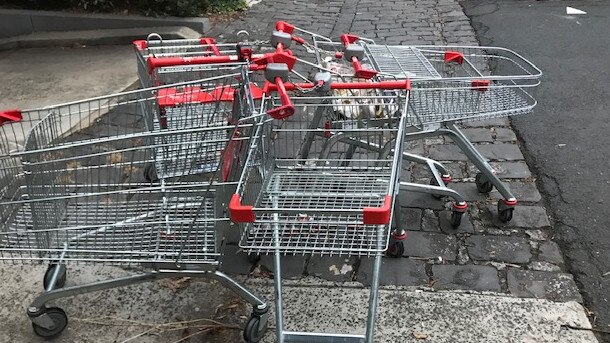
[207,0,582,304]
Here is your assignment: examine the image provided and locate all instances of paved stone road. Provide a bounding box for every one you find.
[208,0,582,304]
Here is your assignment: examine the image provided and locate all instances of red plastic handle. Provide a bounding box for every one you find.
[340,34,360,46]
[200,37,221,56]
[275,21,305,45]
[146,53,266,73]
[132,40,147,50]
[351,56,378,79]
[276,21,295,34]
[265,79,410,92]
[266,77,295,119]
[0,109,22,126]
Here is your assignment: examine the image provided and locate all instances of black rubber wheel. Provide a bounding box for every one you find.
[386,241,405,257]
[43,264,66,290]
[450,211,463,227]
[143,164,158,182]
[475,172,493,193]
[243,314,267,343]
[247,253,260,264]
[498,204,514,223]
[32,307,68,339]
[429,178,444,199]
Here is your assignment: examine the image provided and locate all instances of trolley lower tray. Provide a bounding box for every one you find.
[239,170,392,257]
[1,197,219,264]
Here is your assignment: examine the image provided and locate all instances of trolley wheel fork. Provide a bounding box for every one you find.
[387,229,406,257]
[475,172,494,193]
[497,199,517,223]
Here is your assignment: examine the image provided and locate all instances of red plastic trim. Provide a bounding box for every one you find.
[275,21,295,34]
[0,109,22,126]
[132,40,147,50]
[471,79,490,91]
[252,50,297,70]
[291,35,305,45]
[391,230,407,241]
[200,37,221,56]
[363,195,392,225]
[229,194,255,223]
[266,77,295,119]
[350,57,378,79]
[502,198,518,206]
[452,202,468,212]
[266,80,410,92]
[340,34,360,46]
[221,131,242,182]
[444,51,464,64]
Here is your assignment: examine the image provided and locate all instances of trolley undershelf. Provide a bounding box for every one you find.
[239,169,392,256]
[1,197,219,264]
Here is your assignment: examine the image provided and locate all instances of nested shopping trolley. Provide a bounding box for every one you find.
[230,68,411,342]
[135,22,320,87]
[0,73,270,341]
[309,33,542,223]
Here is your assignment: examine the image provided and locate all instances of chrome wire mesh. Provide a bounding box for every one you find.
[0,73,258,265]
[236,93,408,256]
[408,81,536,124]
[363,44,441,79]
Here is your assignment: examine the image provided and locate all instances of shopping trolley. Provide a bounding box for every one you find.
[133,34,249,86]
[230,67,411,342]
[0,74,269,341]
[308,32,542,223]
[135,22,333,88]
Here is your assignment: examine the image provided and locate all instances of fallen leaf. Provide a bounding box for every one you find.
[215,299,243,314]
[413,331,428,339]
[159,277,191,292]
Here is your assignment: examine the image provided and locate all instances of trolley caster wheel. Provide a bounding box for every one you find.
[247,253,261,264]
[143,164,158,182]
[497,204,514,223]
[386,241,405,257]
[43,264,67,290]
[475,172,493,193]
[243,313,268,343]
[450,211,463,227]
[31,307,68,339]
[429,178,444,199]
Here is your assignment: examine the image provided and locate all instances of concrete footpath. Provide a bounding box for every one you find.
[0,0,601,342]
[0,45,136,110]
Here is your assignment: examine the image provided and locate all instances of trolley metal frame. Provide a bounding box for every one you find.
[307,31,542,223]
[231,74,411,342]
[0,73,269,341]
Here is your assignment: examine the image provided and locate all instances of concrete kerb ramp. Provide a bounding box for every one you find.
[0,11,204,143]
[0,9,209,39]
[242,278,599,343]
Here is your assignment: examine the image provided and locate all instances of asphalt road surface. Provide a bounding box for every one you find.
[462,0,610,339]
